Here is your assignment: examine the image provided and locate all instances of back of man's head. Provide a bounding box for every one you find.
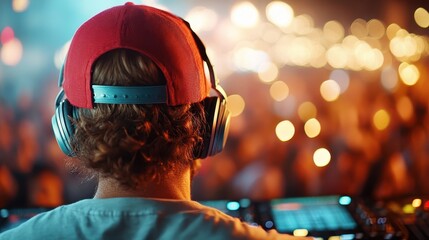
[72,49,206,188]
[51,3,230,188]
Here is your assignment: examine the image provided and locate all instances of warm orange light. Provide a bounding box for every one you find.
[399,62,420,86]
[320,80,341,102]
[326,44,348,69]
[293,229,309,237]
[313,148,331,167]
[386,23,401,40]
[381,66,398,91]
[298,102,317,121]
[403,204,415,214]
[414,7,429,28]
[291,14,314,35]
[373,109,390,130]
[350,18,367,38]
[266,1,294,28]
[412,198,422,208]
[367,19,385,39]
[304,118,321,138]
[12,0,29,12]
[227,94,246,117]
[258,62,279,83]
[185,6,218,32]
[323,20,344,43]
[396,96,414,121]
[1,38,23,66]
[275,120,295,142]
[231,2,259,28]
[270,81,289,101]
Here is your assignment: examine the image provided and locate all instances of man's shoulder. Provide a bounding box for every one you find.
[0,200,91,240]
[0,198,293,240]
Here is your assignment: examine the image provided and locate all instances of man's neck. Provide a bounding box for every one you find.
[94,167,192,200]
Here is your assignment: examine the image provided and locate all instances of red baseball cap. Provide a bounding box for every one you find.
[63,2,211,108]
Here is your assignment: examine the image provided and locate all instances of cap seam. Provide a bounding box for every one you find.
[120,6,174,100]
[154,10,202,103]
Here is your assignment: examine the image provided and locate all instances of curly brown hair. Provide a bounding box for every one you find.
[70,49,206,188]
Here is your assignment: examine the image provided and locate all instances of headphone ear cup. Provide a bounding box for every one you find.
[210,97,230,156]
[195,97,231,159]
[51,99,76,156]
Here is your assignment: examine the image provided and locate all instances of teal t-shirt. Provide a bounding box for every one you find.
[0,197,288,240]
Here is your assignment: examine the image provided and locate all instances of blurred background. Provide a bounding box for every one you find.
[0,0,428,208]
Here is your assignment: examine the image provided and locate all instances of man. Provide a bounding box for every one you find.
[0,3,310,239]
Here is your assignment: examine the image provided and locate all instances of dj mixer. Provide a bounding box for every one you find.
[200,195,429,239]
[1,195,428,239]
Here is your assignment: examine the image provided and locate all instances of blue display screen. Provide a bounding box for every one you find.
[270,196,357,232]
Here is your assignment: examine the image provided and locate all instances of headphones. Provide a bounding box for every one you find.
[51,20,231,159]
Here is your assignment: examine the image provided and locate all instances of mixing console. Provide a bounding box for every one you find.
[1,195,428,239]
[200,195,429,239]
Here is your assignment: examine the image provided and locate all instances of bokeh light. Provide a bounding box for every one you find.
[293,229,309,237]
[414,7,429,28]
[258,62,279,83]
[231,2,259,28]
[412,198,422,208]
[1,27,15,45]
[320,80,341,102]
[227,94,246,117]
[326,44,348,69]
[381,66,398,91]
[288,37,314,66]
[367,19,385,39]
[339,196,352,205]
[390,34,419,60]
[304,118,321,138]
[329,69,349,93]
[185,6,218,32]
[360,48,384,71]
[269,81,289,101]
[398,62,420,86]
[266,1,294,28]
[233,46,269,71]
[310,43,327,68]
[275,120,295,142]
[273,35,293,64]
[291,14,314,35]
[386,23,401,40]
[261,24,282,43]
[323,21,345,43]
[298,102,317,121]
[1,38,23,66]
[373,109,390,130]
[12,0,29,12]
[396,96,414,122]
[350,18,367,38]
[403,204,415,214]
[313,148,331,167]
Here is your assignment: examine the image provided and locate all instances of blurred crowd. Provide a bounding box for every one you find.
[193,59,429,202]
[0,76,96,209]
